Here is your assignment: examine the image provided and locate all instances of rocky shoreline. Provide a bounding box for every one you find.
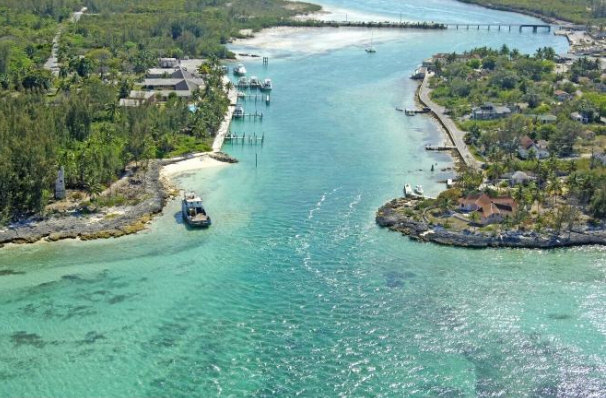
[0,152,238,248]
[0,161,168,247]
[377,198,606,249]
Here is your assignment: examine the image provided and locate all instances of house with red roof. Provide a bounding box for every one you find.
[458,193,517,225]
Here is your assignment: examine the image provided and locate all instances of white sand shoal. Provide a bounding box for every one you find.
[232,26,413,56]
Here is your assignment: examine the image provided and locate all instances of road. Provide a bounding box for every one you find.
[44,7,87,76]
[417,72,482,170]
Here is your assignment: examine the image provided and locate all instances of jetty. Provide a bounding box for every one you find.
[417,72,482,169]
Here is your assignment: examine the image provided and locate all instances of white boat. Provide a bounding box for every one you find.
[236,77,249,88]
[404,184,413,197]
[249,76,261,88]
[414,185,424,195]
[260,78,273,91]
[237,91,246,98]
[233,63,247,76]
[446,178,453,188]
[181,192,211,228]
[233,104,244,118]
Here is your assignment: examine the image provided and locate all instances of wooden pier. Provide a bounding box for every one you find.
[425,145,456,151]
[226,132,265,145]
[404,107,430,116]
[233,112,264,119]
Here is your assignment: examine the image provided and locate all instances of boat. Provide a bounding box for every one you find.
[181,192,211,228]
[233,104,244,118]
[249,76,261,88]
[220,65,229,74]
[236,77,249,88]
[414,185,424,195]
[404,184,413,197]
[237,91,246,98]
[411,66,427,80]
[260,78,273,91]
[446,178,453,188]
[365,31,376,53]
[233,63,247,76]
[395,107,404,112]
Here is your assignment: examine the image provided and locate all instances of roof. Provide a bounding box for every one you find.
[511,171,531,180]
[459,193,517,220]
[519,136,534,149]
[536,114,557,122]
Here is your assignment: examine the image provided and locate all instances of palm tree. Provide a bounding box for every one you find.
[104,101,117,122]
[546,173,562,207]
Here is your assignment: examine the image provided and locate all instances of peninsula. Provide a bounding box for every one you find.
[378,47,606,248]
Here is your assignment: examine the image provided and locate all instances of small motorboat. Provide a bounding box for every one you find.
[233,104,244,118]
[233,63,247,76]
[260,78,273,91]
[414,185,424,195]
[404,184,413,197]
[249,76,261,88]
[236,77,249,88]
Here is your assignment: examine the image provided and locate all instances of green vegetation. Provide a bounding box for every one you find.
[59,0,320,69]
[1,0,320,223]
[424,46,605,229]
[0,0,82,91]
[458,0,606,24]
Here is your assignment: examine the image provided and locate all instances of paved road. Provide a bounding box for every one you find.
[44,7,87,76]
[417,73,482,170]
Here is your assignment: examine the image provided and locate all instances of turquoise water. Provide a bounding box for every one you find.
[1,1,605,396]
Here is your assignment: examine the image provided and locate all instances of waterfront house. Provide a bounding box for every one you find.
[458,194,517,225]
[471,103,511,120]
[140,64,205,99]
[554,90,573,101]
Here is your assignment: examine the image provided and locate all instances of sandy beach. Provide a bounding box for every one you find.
[161,153,229,178]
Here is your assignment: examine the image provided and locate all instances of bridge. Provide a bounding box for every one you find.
[445,23,551,32]
[295,20,552,33]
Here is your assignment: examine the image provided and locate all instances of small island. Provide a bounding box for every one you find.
[378,46,606,248]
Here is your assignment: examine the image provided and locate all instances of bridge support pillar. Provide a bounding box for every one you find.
[509,25,511,32]
[533,26,537,33]
[488,25,490,31]
[477,25,479,30]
